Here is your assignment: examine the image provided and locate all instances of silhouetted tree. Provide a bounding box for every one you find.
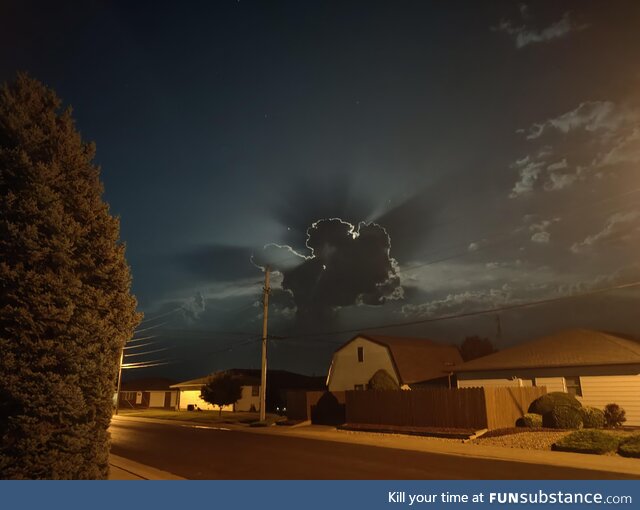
[200,372,244,416]
[0,74,140,479]
[368,369,400,390]
[459,335,496,362]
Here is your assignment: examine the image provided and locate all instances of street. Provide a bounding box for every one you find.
[109,419,635,480]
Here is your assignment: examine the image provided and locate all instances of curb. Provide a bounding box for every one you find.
[109,454,186,480]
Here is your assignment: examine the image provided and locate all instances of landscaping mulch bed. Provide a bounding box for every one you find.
[339,423,477,439]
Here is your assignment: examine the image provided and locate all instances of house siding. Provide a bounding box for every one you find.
[534,377,565,393]
[327,337,399,391]
[235,385,260,411]
[177,385,259,412]
[458,378,528,388]
[580,375,640,426]
[456,368,640,426]
[178,389,233,411]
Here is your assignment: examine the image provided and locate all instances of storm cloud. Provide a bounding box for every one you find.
[259,218,403,323]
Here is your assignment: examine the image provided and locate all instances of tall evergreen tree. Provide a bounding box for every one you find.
[0,74,141,479]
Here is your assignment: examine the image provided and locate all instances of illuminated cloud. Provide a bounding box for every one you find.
[258,218,403,322]
[571,211,640,253]
[509,158,544,197]
[528,218,558,244]
[510,102,639,196]
[524,101,629,140]
[493,11,587,49]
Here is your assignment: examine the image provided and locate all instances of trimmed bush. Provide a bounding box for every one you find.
[516,413,543,428]
[368,369,400,390]
[528,392,582,415]
[603,403,627,428]
[553,430,621,455]
[580,406,605,429]
[618,435,640,458]
[543,406,583,429]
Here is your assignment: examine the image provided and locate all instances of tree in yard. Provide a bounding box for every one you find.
[459,335,496,362]
[368,369,400,390]
[200,372,244,416]
[0,74,141,479]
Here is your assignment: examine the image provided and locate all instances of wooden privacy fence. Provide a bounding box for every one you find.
[345,386,547,430]
[286,390,346,424]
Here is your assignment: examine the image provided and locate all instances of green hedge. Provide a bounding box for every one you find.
[543,406,583,429]
[618,435,640,458]
[580,406,606,429]
[553,430,620,455]
[516,413,543,428]
[529,392,582,415]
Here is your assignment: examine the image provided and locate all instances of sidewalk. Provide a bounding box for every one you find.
[109,454,185,480]
[112,415,640,478]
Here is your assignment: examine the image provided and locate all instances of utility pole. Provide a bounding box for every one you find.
[115,349,124,416]
[495,314,502,348]
[259,266,271,422]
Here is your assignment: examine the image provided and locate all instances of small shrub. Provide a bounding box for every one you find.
[368,369,400,390]
[603,403,627,428]
[553,430,620,455]
[543,406,583,429]
[618,435,640,458]
[529,392,582,415]
[516,413,543,428]
[580,406,605,429]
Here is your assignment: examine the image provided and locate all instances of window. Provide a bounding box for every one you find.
[252,385,259,397]
[354,384,365,391]
[565,376,582,397]
[357,346,364,362]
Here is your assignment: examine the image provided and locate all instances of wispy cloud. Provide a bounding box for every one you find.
[524,101,630,140]
[528,217,559,244]
[493,11,587,49]
[571,211,640,253]
[509,157,544,197]
[509,102,639,197]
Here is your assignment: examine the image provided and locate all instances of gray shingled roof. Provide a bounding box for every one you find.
[453,329,640,372]
[341,334,463,385]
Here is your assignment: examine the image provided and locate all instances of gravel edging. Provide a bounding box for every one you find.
[474,430,572,450]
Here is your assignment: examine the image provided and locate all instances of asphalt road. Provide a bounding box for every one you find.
[109,419,634,480]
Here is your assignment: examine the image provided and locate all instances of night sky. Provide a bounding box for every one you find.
[3,1,640,380]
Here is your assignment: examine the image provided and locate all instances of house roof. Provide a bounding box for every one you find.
[339,334,463,385]
[171,369,325,390]
[120,377,177,391]
[453,329,640,373]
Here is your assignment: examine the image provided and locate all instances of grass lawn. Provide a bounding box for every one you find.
[116,409,283,425]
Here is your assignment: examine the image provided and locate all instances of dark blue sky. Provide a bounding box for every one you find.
[3,1,640,380]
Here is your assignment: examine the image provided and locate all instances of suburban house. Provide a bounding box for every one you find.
[118,377,178,410]
[171,369,260,412]
[453,329,640,425]
[171,368,326,412]
[326,334,464,391]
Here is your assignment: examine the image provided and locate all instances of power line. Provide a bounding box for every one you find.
[123,342,157,350]
[138,307,184,324]
[124,347,169,358]
[133,322,169,334]
[126,335,158,343]
[121,361,171,369]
